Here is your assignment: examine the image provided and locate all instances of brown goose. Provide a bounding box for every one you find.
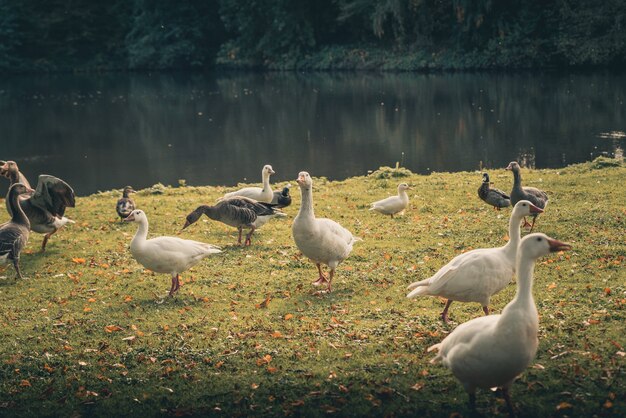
[478,173,511,210]
[182,196,286,246]
[506,162,548,231]
[0,183,33,279]
[116,186,136,220]
[0,161,75,251]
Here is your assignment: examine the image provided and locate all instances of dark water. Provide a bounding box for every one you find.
[0,71,624,196]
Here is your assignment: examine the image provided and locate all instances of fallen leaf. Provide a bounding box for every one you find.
[556,402,573,410]
[105,325,123,333]
[72,258,86,264]
[284,314,293,320]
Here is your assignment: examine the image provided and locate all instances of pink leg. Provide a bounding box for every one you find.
[168,275,178,297]
[312,263,329,286]
[529,216,537,233]
[441,299,453,323]
[327,269,335,292]
[522,217,532,229]
[174,274,181,293]
[41,229,57,252]
[244,227,255,246]
[482,305,490,315]
[237,227,243,245]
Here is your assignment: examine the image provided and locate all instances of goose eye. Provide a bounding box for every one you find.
[536,237,542,241]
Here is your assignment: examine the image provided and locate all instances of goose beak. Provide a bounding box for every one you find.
[269,168,275,174]
[547,238,572,252]
[182,220,191,230]
[505,163,513,170]
[124,214,135,222]
[529,204,544,214]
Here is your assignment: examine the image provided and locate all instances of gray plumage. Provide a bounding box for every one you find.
[1,161,75,251]
[183,196,285,246]
[478,173,511,210]
[0,183,31,279]
[506,162,548,230]
[271,186,292,209]
[116,186,136,220]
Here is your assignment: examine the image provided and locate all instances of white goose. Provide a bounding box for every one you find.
[407,200,543,322]
[124,210,221,297]
[369,183,411,217]
[221,164,275,203]
[428,233,572,413]
[292,171,360,292]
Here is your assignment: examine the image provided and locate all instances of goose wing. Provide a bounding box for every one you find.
[0,225,27,258]
[30,175,75,217]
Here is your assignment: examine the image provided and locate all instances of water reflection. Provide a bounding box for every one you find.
[0,71,623,195]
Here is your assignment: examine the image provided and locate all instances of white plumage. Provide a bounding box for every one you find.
[292,171,360,292]
[428,233,571,413]
[407,200,543,322]
[125,210,221,297]
[221,164,275,203]
[369,183,410,217]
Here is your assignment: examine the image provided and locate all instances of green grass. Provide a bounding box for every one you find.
[0,158,624,417]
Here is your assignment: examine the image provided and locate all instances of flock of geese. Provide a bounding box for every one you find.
[0,159,570,414]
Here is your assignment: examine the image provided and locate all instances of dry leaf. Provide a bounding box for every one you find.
[72,258,86,264]
[104,325,123,333]
[284,314,293,320]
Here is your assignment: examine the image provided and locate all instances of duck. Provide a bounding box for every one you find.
[0,183,33,279]
[0,160,75,251]
[116,186,136,220]
[407,200,543,323]
[271,184,292,209]
[292,171,360,292]
[221,165,275,203]
[369,183,411,217]
[428,233,571,414]
[124,209,221,297]
[182,196,286,246]
[506,162,548,231]
[478,173,511,210]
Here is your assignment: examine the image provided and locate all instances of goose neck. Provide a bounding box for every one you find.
[298,186,315,219]
[512,169,522,188]
[8,189,29,227]
[131,218,149,246]
[262,172,271,191]
[503,214,523,257]
[511,253,536,307]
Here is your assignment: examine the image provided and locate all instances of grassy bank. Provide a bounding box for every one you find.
[0,159,624,417]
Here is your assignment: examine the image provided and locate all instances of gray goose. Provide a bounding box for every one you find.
[0,183,33,279]
[506,162,548,231]
[478,173,511,210]
[271,185,292,209]
[116,186,136,220]
[0,161,75,251]
[182,196,286,246]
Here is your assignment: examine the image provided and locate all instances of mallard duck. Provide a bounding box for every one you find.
[506,162,548,231]
[124,209,221,297]
[271,185,292,209]
[478,173,510,210]
[292,171,360,292]
[116,186,136,220]
[428,233,571,414]
[183,196,286,246]
[0,161,75,251]
[221,165,275,203]
[369,183,411,217]
[0,183,33,279]
[407,200,543,323]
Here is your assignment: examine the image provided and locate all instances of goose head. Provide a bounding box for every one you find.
[281,186,291,197]
[9,182,35,197]
[122,186,137,197]
[482,173,490,183]
[182,206,206,230]
[0,160,18,178]
[511,200,543,218]
[506,161,521,173]
[520,233,572,260]
[124,209,147,223]
[296,171,313,190]
[398,183,411,192]
[263,165,275,177]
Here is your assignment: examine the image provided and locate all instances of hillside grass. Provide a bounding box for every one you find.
[0,159,624,417]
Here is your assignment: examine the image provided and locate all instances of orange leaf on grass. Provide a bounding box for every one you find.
[284,314,294,320]
[105,325,123,333]
[72,258,86,264]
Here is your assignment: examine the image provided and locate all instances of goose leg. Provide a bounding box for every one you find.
[327,269,335,292]
[168,275,177,297]
[237,227,243,245]
[244,226,255,246]
[312,263,329,287]
[12,258,23,279]
[174,274,181,293]
[521,217,532,230]
[482,306,490,315]
[502,386,515,416]
[441,299,453,323]
[41,229,57,252]
[529,216,537,233]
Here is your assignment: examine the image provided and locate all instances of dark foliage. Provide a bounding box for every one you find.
[0,0,624,72]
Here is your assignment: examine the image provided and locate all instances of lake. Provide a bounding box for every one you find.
[0,71,624,196]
